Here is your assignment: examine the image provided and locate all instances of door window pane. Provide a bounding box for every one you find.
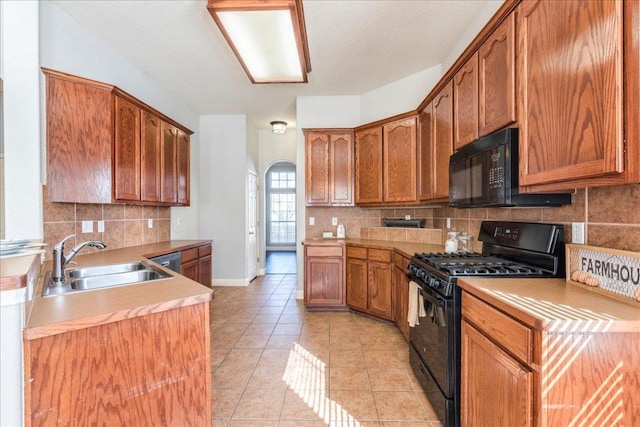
[267,164,296,247]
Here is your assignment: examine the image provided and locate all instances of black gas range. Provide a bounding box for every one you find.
[407,221,565,427]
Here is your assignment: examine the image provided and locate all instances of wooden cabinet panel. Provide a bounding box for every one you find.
[304,256,345,307]
[45,71,113,204]
[518,0,624,186]
[346,257,368,312]
[305,130,354,206]
[25,303,211,426]
[114,96,141,201]
[43,68,192,206]
[181,259,198,282]
[418,103,434,201]
[382,117,417,203]
[330,133,354,205]
[461,320,532,427]
[178,243,212,287]
[198,254,212,288]
[367,260,393,320]
[454,53,479,150]
[354,128,383,204]
[161,122,178,204]
[305,132,330,205]
[176,129,190,205]
[140,110,162,202]
[478,13,516,136]
[432,82,454,200]
[392,261,409,341]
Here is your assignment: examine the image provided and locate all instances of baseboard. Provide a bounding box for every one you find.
[296,289,304,300]
[212,278,250,287]
[259,268,266,276]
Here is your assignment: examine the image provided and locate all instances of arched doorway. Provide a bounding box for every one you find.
[265,161,296,274]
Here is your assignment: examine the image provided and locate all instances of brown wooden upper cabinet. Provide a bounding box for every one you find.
[43,68,192,206]
[419,81,454,202]
[304,129,354,206]
[517,0,628,189]
[355,117,417,205]
[478,13,516,137]
[453,53,479,150]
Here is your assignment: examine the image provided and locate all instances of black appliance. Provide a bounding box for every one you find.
[407,221,565,427]
[449,128,572,207]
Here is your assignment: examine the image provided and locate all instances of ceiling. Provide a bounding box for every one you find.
[52,0,497,129]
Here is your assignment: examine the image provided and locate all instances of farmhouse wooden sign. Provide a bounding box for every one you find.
[566,244,640,307]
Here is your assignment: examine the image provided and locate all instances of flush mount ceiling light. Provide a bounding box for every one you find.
[207,0,312,84]
[271,121,287,134]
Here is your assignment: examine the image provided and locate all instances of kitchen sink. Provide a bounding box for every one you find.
[42,261,172,296]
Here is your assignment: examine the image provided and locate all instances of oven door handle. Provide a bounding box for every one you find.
[420,288,444,308]
[419,288,447,327]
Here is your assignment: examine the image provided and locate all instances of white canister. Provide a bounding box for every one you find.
[336,223,346,238]
[445,230,459,253]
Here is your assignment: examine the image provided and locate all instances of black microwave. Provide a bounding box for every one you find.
[449,128,572,208]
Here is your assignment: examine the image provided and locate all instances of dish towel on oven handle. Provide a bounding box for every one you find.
[408,281,428,327]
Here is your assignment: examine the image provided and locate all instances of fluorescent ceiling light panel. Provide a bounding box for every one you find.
[208,0,311,84]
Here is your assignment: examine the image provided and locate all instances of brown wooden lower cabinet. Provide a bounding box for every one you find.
[304,243,345,308]
[24,303,211,426]
[180,243,212,287]
[461,289,640,426]
[392,252,410,341]
[345,246,393,320]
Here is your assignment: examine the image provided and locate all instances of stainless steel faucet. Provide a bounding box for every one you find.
[51,234,107,284]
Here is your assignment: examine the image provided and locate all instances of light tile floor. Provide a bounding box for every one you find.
[210,274,443,427]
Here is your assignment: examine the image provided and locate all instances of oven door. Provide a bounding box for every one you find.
[409,283,456,398]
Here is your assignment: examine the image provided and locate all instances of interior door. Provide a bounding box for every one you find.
[247,171,258,281]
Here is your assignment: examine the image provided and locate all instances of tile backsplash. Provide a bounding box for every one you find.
[306,183,640,252]
[42,186,171,259]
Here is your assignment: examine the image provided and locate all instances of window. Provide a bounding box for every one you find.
[266,163,296,249]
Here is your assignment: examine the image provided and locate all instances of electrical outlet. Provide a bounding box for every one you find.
[81,220,93,233]
[332,217,338,226]
[572,222,585,244]
[405,214,411,220]
[309,217,315,226]
[148,219,153,229]
[446,218,451,229]
[97,220,105,233]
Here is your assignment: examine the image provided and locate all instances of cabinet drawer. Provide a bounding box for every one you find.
[346,246,368,259]
[462,292,533,365]
[306,245,343,257]
[198,244,212,257]
[181,248,199,263]
[393,252,409,269]
[369,249,391,262]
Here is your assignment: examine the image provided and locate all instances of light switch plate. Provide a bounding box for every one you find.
[148,219,153,229]
[97,220,105,233]
[81,220,93,233]
[309,217,315,226]
[332,217,338,226]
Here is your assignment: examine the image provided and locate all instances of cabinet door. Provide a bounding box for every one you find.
[346,257,368,311]
[198,255,212,288]
[367,260,393,320]
[181,259,198,282]
[418,103,434,201]
[305,132,330,205]
[392,264,409,340]
[432,81,454,200]
[461,320,532,427]
[140,110,162,202]
[354,128,383,204]
[383,117,417,203]
[176,130,190,205]
[114,96,141,201]
[161,122,177,203]
[518,0,624,186]
[453,52,479,150]
[478,13,516,136]
[329,132,354,205]
[304,257,345,307]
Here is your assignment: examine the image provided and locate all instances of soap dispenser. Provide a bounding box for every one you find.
[336,223,346,238]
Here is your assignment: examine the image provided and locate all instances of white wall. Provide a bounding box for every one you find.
[199,115,249,284]
[360,64,442,123]
[442,0,504,71]
[39,1,201,240]
[258,129,297,273]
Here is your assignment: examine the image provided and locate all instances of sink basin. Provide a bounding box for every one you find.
[42,261,172,296]
[67,261,149,278]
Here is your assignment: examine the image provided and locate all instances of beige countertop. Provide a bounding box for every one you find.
[24,240,213,341]
[304,238,444,258]
[458,277,640,333]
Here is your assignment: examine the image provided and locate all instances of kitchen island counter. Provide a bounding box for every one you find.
[458,277,640,333]
[24,240,213,340]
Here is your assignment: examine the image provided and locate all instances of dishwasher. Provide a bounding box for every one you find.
[148,252,182,274]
